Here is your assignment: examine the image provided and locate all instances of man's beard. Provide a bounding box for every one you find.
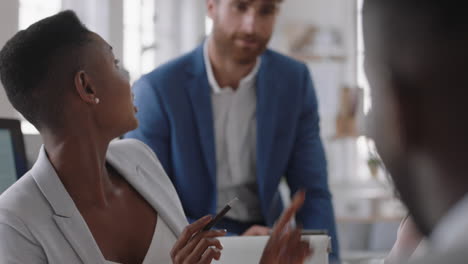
[232,34,268,64]
[213,27,269,64]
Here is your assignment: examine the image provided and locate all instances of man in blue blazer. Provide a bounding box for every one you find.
[126,0,339,259]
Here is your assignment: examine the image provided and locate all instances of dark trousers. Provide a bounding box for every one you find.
[214,217,265,235]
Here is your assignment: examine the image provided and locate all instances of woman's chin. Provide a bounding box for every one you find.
[119,118,139,136]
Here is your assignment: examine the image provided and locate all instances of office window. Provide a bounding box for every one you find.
[123,0,156,83]
[19,0,61,30]
[18,0,61,134]
[357,0,371,114]
[205,16,213,36]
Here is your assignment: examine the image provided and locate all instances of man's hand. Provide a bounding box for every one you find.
[242,225,271,236]
[259,191,313,264]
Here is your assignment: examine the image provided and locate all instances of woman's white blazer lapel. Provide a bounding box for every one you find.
[32,147,105,263]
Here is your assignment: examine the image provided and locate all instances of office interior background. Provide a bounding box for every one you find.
[0,0,405,263]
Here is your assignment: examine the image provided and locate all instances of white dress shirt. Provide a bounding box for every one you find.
[204,40,263,222]
[429,194,468,251]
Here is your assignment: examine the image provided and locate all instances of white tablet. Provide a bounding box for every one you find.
[216,235,330,264]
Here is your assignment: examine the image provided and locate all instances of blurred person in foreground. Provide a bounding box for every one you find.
[363,0,468,263]
[0,10,311,264]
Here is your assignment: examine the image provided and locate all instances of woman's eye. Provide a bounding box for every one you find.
[114,59,120,68]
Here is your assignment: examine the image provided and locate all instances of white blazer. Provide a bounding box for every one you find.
[0,139,188,263]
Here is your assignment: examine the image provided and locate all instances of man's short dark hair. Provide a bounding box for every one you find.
[0,10,91,130]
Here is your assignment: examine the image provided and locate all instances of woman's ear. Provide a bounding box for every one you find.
[74,70,99,105]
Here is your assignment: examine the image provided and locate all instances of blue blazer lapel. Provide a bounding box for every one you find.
[185,46,217,185]
[256,53,283,225]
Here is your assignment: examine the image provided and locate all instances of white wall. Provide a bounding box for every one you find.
[179,0,206,54]
[270,0,362,185]
[154,0,206,66]
[0,0,20,119]
[272,0,357,86]
[270,0,359,136]
[62,0,124,61]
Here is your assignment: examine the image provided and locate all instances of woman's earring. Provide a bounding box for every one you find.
[94,97,100,104]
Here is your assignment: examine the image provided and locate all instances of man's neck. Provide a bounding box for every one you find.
[207,38,257,90]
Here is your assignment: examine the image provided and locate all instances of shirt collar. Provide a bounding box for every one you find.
[203,38,261,94]
[429,193,468,251]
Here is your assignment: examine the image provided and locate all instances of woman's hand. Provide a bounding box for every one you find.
[259,191,313,264]
[171,215,227,264]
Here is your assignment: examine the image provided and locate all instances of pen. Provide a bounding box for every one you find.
[202,197,239,231]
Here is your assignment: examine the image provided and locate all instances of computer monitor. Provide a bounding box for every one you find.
[0,118,27,194]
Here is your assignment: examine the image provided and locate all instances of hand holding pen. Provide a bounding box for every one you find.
[202,197,239,231]
[170,197,238,263]
[170,215,227,264]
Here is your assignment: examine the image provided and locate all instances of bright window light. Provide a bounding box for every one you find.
[18,0,60,134]
[19,0,60,30]
[123,0,156,83]
[205,16,213,36]
[357,0,371,114]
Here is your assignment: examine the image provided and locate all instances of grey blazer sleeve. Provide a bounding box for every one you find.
[0,215,46,263]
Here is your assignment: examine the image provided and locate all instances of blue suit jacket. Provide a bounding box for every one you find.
[125,45,339,258]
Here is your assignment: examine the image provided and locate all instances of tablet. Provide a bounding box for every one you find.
[216,234,330,264]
